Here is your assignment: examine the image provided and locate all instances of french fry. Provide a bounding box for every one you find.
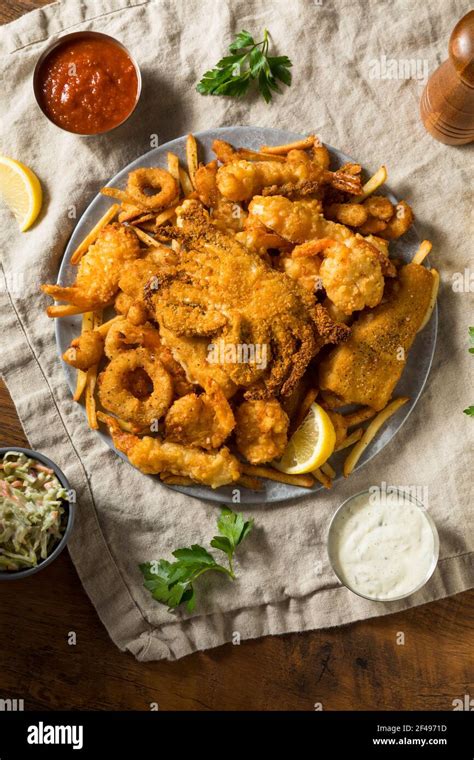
[321,461,336,479]
[132,227,158,247]
[418,269,440,332]
[353,165,387,203]
[178,167,194,197]
[114,417,147,434]
[313,467,332,489]
[155,204,178,227]
[343,397,409,477]
[412,240,432,265]
[290,387,319,434]
[70,204,120,264]
[70,312,94,402]
[242,464,315,488]
[130,213,155,226]
[96,315,123,337]
[334,428,363,452]
[82,311,94,331]
[85,365,99,429]
[186,134,199,186]
[260,135,316,154]
[73,371,87,402]
[100,186,138,205]
[237,148,286,162]
[237,474,264,491]
[343,407,377,428]
[118,203,144,223]
[47,304,88,318]
[92,311,103,330]
[167,152,180,184]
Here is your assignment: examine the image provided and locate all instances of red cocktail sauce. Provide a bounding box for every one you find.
[36,36,139,134]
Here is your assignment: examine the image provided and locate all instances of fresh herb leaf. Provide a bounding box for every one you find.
[229,29,255,52]
[463,405,474,416]
[210,507,253,571]
[216,507,254,549]
[197,28,293,103]
[139,508,253,612]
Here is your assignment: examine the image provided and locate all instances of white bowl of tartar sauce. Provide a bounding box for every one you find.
[327,488,439,602]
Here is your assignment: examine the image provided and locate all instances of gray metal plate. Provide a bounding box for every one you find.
[55,126,437,504]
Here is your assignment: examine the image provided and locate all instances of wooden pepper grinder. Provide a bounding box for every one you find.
[420,10,474,145]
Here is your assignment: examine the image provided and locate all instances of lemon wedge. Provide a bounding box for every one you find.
[0,156,42,231]
[273,402,336,474]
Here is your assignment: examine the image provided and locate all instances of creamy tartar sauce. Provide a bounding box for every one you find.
[328,490,437,601]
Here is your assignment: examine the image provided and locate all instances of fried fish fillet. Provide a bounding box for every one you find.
[318,263,434,410]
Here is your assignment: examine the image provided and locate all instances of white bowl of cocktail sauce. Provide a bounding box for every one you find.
[327,488,439,602]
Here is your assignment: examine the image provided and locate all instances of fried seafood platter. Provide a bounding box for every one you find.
[43,128,438,503]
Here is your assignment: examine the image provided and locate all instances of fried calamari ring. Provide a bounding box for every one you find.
[98,347,173,426]
[126,168,178,211]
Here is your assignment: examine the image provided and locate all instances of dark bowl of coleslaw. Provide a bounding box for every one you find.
[0,447,74,580]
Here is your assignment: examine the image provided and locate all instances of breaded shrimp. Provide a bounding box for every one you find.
[62,329,104,371]
[165,381,235,449]
[248,196,351,244]
[217,158,361,202]
[42,224,141,312]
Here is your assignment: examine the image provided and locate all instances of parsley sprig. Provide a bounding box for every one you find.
[139,508,254,612]
[196,29,293,103]
[463,326,474,416]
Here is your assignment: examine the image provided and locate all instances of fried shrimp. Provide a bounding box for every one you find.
[98,413,241,488]
[217,158,361,202]
[165,381,235,449]
[248,196,350,243]
[126,168,178,210]
[62,329,104,370]
[279,250,323,292]
[42,224,141,313]
[104,319,162,359]
[235,399,289,464]
[98,347,173,425]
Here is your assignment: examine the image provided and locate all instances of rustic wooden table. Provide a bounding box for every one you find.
[0,0,472,712]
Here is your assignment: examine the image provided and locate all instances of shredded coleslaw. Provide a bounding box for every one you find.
[0,452,68,571]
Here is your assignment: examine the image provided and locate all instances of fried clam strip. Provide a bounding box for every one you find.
[216,156,361,202]
[148,200,349,400]
[42,224,141,315]
[319,263,434,411]
[97,413,241,488]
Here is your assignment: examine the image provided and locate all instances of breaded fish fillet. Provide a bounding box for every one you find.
[318,263,434,410]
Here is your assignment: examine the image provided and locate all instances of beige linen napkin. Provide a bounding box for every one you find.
[0,0,472,661]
